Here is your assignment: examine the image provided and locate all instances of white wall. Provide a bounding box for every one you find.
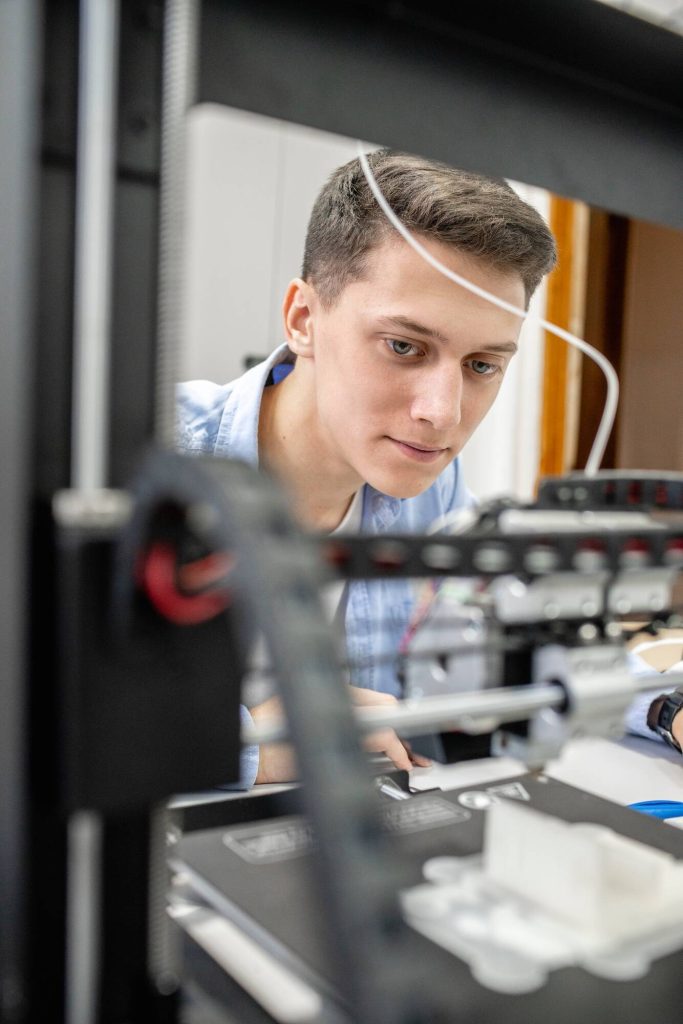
[181,104,362,383]
[458,181,550,503]
[180,104,550,501]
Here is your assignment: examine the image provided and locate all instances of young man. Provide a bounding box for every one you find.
[178,150,681,785]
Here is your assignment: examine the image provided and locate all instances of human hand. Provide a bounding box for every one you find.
[347,686,432,771]
[251,695,298,784]
[250,688,432,782]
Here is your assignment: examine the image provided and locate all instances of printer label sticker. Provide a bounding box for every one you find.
[221,796,471,865]
[223,822,314,864]
[382,796,471,834]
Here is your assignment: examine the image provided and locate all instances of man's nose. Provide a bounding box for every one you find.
[410,366,463,431]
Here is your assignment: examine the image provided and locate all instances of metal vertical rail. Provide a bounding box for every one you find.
[70,0,119,493]
[0,2,39,1019]
[66,812,103,1024]
[155,0,199,446]
[67,4,119,1022]
[147,0,200,1005]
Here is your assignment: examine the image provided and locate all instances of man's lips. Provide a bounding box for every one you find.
[388,438,449,463]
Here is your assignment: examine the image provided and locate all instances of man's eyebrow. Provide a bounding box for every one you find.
[377,315,518,355]
[377,315,448,343]
[483,341,518,355]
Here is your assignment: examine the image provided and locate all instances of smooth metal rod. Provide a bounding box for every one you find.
[71,0,119,491]
[242,670,683,747]
[66,812,102,1024]
[242,683,566,746]
[67,6,118,1020]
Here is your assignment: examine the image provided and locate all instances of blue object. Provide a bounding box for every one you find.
[271,362,294,385]
[629,800,683,820]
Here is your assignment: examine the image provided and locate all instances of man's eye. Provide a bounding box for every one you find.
[387,339,420,357]
[468,359,498,376]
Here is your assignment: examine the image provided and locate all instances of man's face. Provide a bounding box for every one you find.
[298,236,526,499]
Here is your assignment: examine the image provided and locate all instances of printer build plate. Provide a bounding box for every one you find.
[174,774,683,1024]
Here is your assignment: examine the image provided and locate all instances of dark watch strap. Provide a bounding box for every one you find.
[651,690,683,752]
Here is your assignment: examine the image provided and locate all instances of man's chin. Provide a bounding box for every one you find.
[366,471,442,501]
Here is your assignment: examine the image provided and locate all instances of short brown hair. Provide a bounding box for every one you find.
[302,149,556,307]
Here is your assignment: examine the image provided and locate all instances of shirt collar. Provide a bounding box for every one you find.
[365,486,402,531]
[215,343,294,466]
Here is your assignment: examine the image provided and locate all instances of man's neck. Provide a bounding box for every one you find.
[258,364,361,532]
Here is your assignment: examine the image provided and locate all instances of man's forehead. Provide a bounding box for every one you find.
[360,235,526,302]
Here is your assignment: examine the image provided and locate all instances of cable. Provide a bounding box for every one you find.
[115,450,417,1023]
[398,502,487,654]
[396,507,483,653]
[356,145,619,476]
[629,800,683,821]
[397,580,440,656]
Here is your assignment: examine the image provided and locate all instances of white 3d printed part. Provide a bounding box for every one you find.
[402,800,683,994]
[485,800,683,942]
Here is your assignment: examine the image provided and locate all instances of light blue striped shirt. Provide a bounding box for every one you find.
[177,345,666,784]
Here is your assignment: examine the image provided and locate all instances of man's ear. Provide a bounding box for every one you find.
[282,278,316,359]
